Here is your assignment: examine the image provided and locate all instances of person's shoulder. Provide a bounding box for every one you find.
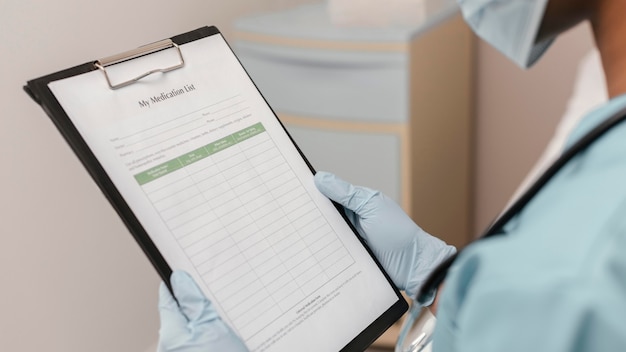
[436,224,626,350]
[449,207,626,301]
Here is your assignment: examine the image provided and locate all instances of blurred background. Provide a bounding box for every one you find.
[0,0,599,351]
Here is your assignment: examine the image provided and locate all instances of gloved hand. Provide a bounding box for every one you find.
[157,271,248,352]
[314,171,456,300]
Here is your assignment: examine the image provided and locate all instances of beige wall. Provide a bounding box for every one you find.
[0,1,312,352]
[472,22,597,236]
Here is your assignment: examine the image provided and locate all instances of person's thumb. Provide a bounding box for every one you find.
[158,282,189,337]
[314,171,379,215]
[170,271,219,325]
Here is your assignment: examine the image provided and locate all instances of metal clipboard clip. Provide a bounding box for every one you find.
[94,39,185,90]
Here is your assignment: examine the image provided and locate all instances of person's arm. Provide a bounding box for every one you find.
[432,234,626,352]
[437,282,626,352]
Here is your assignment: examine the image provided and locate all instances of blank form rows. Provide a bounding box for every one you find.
[140,125,354,338]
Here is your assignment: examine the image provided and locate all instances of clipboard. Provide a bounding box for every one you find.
[24,26,408,352]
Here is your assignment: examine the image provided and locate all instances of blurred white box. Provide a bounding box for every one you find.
[326,0,457,27]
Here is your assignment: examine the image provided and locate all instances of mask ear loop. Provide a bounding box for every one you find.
[416,107,626,305]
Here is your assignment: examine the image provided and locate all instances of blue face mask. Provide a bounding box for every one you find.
[457,0,554,68]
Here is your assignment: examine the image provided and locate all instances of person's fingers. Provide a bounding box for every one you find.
[170,271,218,324]
[314,171,378,214]
[158,282,189,337]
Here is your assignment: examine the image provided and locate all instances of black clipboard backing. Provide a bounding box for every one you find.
[24,26,408,352]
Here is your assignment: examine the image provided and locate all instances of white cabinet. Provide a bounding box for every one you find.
[233,2,473,347]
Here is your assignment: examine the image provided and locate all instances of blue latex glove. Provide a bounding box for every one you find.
[314,171,456,299]
[157,271,248,352]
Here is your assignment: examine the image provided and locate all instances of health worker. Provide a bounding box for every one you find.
[155,0,626,351]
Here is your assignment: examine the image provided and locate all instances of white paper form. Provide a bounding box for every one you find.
[49,33,399,352]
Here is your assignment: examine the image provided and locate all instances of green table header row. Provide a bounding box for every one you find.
[134,122,266,185]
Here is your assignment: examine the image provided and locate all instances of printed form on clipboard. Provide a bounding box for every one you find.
[26,27,407,352]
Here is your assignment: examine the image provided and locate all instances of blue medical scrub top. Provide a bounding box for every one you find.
[433,94,626,352]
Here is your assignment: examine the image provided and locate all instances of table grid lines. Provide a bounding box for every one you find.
[140,123,355,339]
